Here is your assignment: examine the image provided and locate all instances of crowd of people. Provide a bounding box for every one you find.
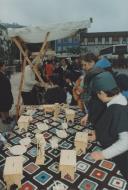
[0,52,128,180]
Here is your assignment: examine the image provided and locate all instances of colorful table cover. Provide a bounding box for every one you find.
[0,106,127,190]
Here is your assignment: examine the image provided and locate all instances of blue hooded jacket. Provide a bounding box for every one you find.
[95,58,112,69]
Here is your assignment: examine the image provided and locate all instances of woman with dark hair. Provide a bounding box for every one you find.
[44,74,66,104]
[0,61,13,124]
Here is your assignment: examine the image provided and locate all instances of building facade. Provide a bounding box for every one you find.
[55,33,80,54]
[80,31,128,54]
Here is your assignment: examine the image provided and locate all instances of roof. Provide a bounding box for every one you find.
[7,19,91,43]
[83,31,128,38]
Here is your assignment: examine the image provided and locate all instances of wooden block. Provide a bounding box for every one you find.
[18,115,32,132]
[42,104,55,113]
[35,150,45,165]
[35,133,46,143]
[61,103,69,110]
[65,109,75,123]
[75,132,88,155]
[3,156,23,190]
[59,150,76,180]
[75,132,88,143]
[54,103,60,116]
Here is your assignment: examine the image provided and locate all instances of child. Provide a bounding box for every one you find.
[90,71,128,180]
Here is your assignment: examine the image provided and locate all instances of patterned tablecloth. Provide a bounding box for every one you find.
[0,106,127,190]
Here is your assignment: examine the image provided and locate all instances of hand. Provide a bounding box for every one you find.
[91,151,105,161]
[81,114,88,126]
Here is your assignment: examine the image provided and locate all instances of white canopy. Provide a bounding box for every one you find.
[8,19,91,43]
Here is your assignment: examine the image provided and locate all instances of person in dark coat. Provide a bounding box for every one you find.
[81,53,106,126]
[90,71,128,180]
[44,74,66,104]
[53,62,65,87]
[0,61,13,124]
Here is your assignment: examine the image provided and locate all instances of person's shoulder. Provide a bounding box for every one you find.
[109,104,128,113]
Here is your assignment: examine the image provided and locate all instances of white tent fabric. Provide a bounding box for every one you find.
[8,19,91,43]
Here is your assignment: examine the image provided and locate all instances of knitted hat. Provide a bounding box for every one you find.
[95,58,112,69]
[92,72,118,92]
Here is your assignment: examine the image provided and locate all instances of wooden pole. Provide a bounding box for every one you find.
[12,37,46,88]
[16,51,27,119]
[33,32,50,66]
[20,51,22,68]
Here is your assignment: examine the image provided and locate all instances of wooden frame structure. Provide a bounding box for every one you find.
[8,20,91,119]
[12,32,50,119]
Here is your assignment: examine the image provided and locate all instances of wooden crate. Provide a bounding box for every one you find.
[75,132,88,155]
[59,150,76,180]
[18,115,32,132]
[3,156,23,190]
[65,109,75,123]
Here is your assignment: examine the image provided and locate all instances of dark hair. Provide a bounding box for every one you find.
[64,71,82,82]
[81,53,98,63]
[116,74,128,91]
[104,87,120,97]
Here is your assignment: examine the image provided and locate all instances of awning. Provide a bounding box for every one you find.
[8,19,91,43]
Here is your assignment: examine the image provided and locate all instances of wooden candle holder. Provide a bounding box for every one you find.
[65,109,75,123]
[42,104,55,115]
[35,134,46,165]
[18,115,32,132]
[74,132,88,155]
[3,156,23,190]
[59,150,76,180]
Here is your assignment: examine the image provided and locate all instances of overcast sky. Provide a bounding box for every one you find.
[0,0,128,32]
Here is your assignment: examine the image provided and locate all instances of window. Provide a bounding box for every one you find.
[88,37,95,43]
[57,46,62,52]
[57,39,62,44]
[122,37,127,44]
[63,46,67,52]
[63,37,72,43]
[98,37,102,43]
[73,36,79,42]
[112,36,119,43]
[105,36,109,43]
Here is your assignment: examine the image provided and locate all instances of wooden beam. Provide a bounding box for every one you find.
[12,37,46,88]
[16,51,27,119]
[33,32,50,65]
